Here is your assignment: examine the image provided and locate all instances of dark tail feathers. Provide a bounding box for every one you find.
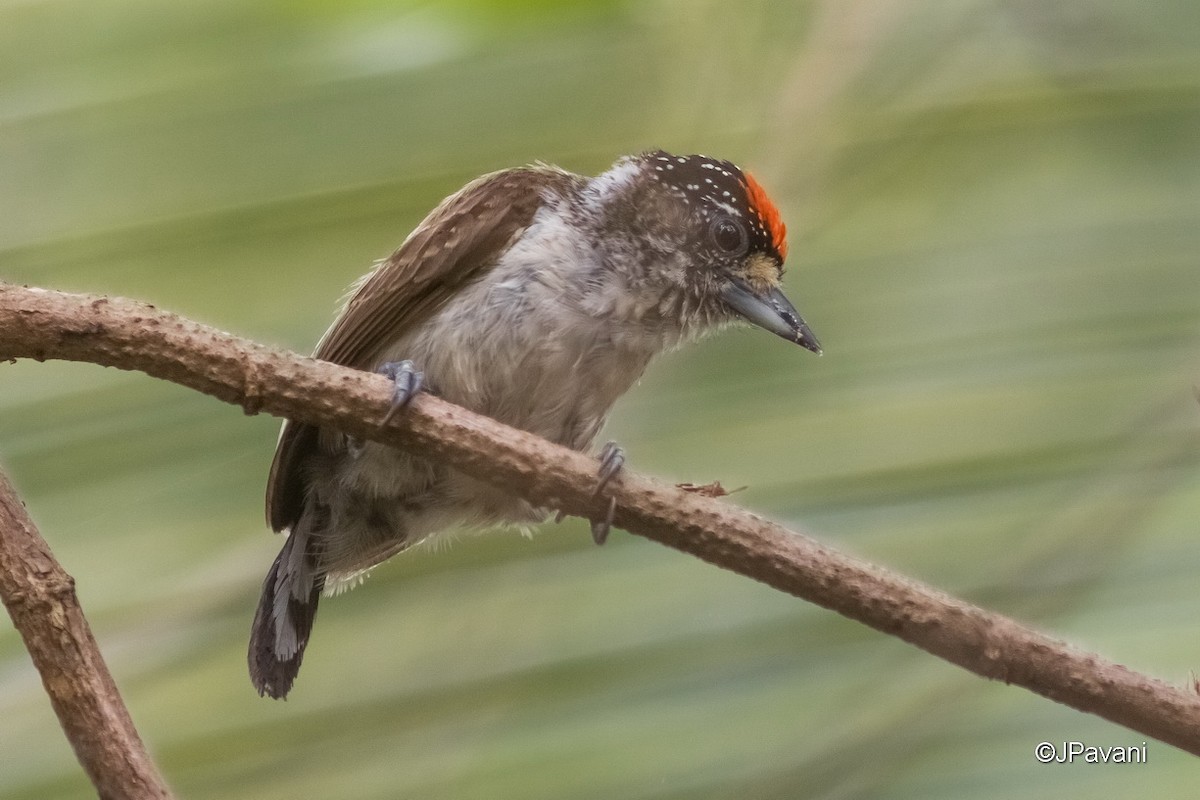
[248,531,323,699]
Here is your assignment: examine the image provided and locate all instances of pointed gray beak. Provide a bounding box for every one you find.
[722,278,822,355]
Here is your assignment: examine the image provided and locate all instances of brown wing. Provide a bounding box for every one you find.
[266,165,583,532]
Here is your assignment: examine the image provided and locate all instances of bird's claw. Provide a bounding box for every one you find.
[590,441,624,545]
[378,360,425,427]
[590,497,617,545]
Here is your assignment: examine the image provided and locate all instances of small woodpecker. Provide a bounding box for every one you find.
[249,150,821,698]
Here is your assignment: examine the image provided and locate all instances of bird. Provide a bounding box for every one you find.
[249,150,821,699]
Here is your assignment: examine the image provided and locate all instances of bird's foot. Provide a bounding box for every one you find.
[377,360,425,427]
[589,441,624,545]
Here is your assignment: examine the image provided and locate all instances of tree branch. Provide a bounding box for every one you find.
[0,467,174,799]
[3,282,1200,759]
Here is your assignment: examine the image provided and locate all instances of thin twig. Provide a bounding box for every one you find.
[2,282,1200,758]
[0,468,175,799]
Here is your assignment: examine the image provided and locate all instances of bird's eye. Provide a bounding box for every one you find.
[709,216,748,255]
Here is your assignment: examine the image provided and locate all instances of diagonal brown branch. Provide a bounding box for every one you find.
[2,281,1200,762]
[0,468,174,799]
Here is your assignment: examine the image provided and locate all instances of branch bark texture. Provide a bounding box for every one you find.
[3,283,1200,757]
[0,468,174,799]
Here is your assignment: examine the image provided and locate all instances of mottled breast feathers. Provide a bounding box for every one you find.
[266,165,583,533]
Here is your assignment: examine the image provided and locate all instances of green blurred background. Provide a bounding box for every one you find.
[3,0,1200,797]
